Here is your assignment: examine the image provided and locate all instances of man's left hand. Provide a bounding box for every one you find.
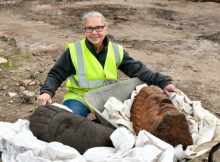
[163,84,177,95]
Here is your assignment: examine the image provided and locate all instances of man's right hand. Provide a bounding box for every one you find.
[37,93,52,105]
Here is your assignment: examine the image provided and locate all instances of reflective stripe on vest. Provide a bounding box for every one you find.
[112,43,120,67]
[68,41,120,88]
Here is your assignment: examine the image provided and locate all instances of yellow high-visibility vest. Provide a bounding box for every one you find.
[63,39,124,111]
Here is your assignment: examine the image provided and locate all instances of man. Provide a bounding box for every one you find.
[37,11,176,117]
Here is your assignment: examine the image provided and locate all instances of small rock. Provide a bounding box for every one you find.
[20,90,36,103]
[193,68,198,72]
[29,108,34,112]
[0,57,8,64]
[8,92,17,97]
[19,79,32,86]
[19,86,26,92]
[28,81,36,86]
[22,90,35,97]
[26,68,31,71]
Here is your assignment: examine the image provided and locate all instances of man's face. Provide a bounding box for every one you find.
[84,16,108,46]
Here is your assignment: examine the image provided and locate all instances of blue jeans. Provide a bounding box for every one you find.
[63,99,89,117]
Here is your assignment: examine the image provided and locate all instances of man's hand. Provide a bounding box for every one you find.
[37,93,52,105]
[163,84,177,95]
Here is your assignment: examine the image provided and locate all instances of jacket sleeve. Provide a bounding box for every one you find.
[40,49,76,97]
[118,50,172,89]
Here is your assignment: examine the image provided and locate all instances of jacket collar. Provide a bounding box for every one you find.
[85,37,109,55]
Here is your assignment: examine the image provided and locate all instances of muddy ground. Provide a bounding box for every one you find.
[0,0,219,160]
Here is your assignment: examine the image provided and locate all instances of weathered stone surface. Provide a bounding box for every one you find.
[30,105,114,154]
[130,86,193,149]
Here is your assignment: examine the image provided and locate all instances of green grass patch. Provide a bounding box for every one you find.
[0,48,32,70]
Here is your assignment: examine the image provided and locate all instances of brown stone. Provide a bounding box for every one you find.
[130,86,193,149]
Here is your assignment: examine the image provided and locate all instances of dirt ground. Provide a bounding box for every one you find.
[0,0,219,161]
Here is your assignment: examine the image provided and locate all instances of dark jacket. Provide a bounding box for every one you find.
[40,37,172,97]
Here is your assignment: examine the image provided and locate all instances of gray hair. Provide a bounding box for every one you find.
[82,11,107,26]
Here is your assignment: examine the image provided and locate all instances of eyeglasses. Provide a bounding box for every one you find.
[84,25,106,33]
